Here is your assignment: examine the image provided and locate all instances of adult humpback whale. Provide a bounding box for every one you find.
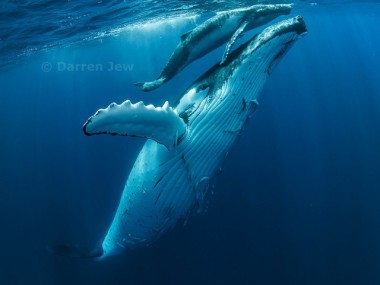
[134,4,293,92]
[55,16,306,259]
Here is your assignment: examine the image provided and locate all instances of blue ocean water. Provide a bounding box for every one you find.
[1,1,380,285]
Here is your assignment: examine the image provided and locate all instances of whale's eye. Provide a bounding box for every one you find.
[198,84,208,91]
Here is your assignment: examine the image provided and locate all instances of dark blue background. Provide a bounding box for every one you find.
[0,5,380,285]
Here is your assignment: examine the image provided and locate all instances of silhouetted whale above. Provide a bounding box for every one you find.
[53,16,307,259]
[134,4,293,92]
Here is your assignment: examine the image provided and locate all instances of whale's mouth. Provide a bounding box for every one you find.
[230,15,307,77]
[171,16,308,127]
[295,15,308,35]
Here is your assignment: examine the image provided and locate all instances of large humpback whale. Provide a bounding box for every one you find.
[134,4,293,92]
[54,16,306,259]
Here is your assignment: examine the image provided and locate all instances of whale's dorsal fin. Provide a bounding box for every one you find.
[221,21,249,64]
[83,100,186,151]
[180,31,192,41]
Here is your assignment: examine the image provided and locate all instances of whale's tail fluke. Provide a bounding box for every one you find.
[134,77,165,92]
[47,244,104,259]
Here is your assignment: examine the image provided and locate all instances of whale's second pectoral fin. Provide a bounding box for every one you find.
[133,77,166,92]
[221,21,249,64]
[83,100,186,151]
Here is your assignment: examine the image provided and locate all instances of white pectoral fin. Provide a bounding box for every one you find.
[221,21,249,64]
[83,100,186,150]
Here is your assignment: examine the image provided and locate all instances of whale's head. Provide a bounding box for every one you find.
[175,16,307,124]
[229,15,307,79]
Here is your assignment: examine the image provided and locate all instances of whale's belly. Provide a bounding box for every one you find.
[100,94,245,258]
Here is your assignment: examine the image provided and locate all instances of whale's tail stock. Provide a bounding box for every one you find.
[47,244,104,259]
[133,77,165,92]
